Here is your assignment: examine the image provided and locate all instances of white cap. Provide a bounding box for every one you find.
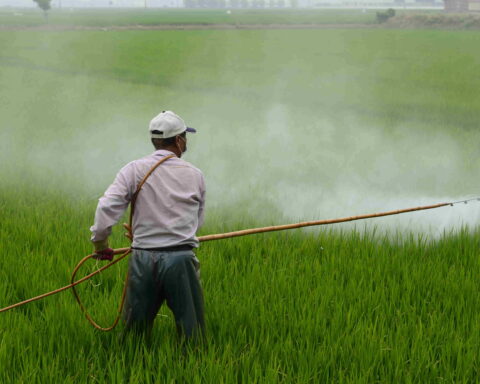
[149,110,196,139]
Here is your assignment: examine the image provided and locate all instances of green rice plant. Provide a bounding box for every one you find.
[1,186,480,382]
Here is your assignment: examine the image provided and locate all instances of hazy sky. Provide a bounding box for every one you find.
[1,0,179,7]
[0,0,440,7]
[1,0,147,7]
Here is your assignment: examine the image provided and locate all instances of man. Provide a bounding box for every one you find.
[90,110,206,340]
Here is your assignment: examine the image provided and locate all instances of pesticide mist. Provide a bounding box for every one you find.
[1,29,479,236]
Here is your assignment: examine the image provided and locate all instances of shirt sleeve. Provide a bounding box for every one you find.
[90,163,135,242]
[197,172,206,229]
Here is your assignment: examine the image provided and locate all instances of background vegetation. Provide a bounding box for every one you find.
[0,7,423,27]
[0,10,479,382]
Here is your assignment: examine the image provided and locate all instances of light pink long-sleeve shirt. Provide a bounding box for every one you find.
[90,150,206,249]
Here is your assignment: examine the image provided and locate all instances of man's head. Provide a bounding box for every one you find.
[149,111,196,157]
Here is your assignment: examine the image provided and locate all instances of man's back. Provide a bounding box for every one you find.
[128,150,205,249]
[90,149,205,250]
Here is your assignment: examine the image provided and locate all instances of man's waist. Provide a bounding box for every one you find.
[131,233,199,250]
[132,244,194,252]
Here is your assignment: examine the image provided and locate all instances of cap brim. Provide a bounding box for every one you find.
[186,127,196,133]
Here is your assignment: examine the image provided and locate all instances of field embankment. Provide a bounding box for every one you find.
[2,8,480,30]
[387,12,480,29]
[0,8,377,28]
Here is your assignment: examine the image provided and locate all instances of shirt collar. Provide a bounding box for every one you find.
[154,149,176,157]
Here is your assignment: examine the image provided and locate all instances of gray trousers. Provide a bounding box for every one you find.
[122,249,205,340]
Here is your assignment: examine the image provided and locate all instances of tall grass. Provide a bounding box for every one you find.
[1,186,479,382]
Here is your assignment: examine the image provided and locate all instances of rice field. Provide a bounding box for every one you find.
[1,11,480,383]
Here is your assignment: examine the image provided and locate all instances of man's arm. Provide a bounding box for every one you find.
[197,173,206,229]
[90,164,135,256]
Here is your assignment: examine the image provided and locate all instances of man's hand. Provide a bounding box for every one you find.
[92,239,114,261]
[93,248,114,261]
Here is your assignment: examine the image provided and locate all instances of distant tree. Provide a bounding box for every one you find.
[269,0,275,6]
[277,0,285,6]
[258,0,266,7]
[376,8,395,23]
[229,0,240,7]
[33,0,52,21]
[290,0,298,7]
[240,0,249,7]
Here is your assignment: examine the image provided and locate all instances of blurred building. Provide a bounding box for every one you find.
[444,0,480,11]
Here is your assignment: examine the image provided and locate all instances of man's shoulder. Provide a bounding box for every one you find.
[116,155,154,178]
[128,153,203,177]
[126,152,167,169]
[175,158,204,178]
[176,157,202,171]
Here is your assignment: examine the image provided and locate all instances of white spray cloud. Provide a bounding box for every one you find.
[188,102,480,236]
[1,29,478,237]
